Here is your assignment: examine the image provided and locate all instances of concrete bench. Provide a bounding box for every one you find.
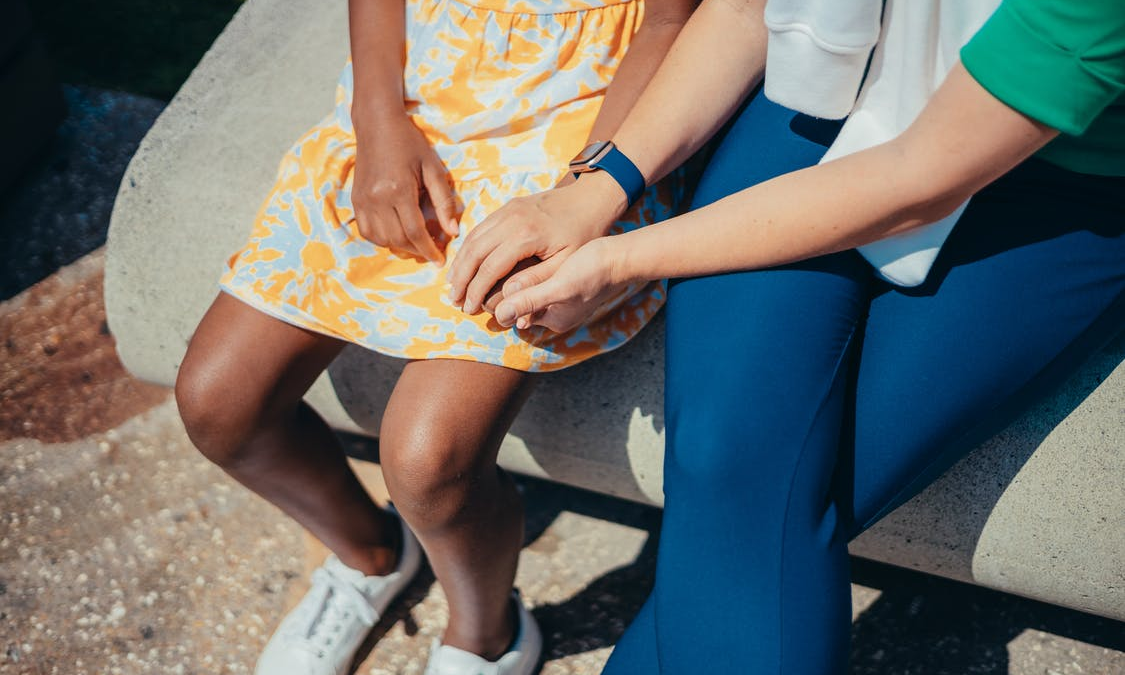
[105,0,1125,622]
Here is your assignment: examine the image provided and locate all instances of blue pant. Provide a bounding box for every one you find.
[602,91,1125,674]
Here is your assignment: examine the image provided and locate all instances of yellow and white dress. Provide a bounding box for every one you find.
[221,0,689,372]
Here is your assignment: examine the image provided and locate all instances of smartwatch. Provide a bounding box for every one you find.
[569,140,645,207]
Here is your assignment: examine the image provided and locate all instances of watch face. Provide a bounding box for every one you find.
[570,141,612,167]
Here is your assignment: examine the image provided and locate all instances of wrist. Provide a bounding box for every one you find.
[574,169,631,225]
[602,233,641,287]
[351,99,410,134]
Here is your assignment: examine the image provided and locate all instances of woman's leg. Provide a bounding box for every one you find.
[610,156,1124,673]
[845,160,1125,534]
[650,256,869,675]
[175,292,400,575]
[605,90,865,675]
[378,359,534,660]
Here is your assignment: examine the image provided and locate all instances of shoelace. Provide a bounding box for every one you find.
[284,566,379,660]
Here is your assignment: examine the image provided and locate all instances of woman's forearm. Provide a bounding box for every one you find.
[348,0,408,133]
[583,0,699,143]
[613,0,768,185]
[611,64,1059,283]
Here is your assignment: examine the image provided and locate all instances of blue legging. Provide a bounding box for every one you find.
[602,90,1125,674]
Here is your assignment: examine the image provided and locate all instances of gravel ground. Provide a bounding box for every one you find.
[0,87,1122,675]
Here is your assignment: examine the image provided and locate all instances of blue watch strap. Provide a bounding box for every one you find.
[588,145,645,207]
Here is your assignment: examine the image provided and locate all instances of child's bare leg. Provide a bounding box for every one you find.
[175,292,400,574]
[379,359,533,660]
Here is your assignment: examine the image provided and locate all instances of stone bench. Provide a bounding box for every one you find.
[105,0,1125,622]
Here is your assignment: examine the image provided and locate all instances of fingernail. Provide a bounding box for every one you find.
[516,317,529,330]
[497,307,514,324]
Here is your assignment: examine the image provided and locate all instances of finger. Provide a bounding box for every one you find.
[482,282,506,315]
[516,308,546,331]
[422,161,459,237]
[395,199,444,264]
[495,278,558,327]
[447,213,509,304]
[374,204,410,252]
[354,208,376,244]
[537,304,582,334]
[501,255,565,298]
[483,258,539,314]
[462,241,528,314]
[356,202,393,249]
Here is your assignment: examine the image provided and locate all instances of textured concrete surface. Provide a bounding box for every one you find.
[2,253,1125,673]
[104,0,1125,622]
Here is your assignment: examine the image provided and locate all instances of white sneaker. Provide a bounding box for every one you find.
[423,591,542,675]
[254,512,423,675]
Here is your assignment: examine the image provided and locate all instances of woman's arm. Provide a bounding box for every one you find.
[447,0,767,313]
[494,63,1060,330]
[349,0,459,264]
[582,0,702,147]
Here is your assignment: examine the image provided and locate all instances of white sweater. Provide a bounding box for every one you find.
[763,0,1001,287]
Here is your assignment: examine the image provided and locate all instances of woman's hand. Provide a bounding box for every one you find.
[447,171,627,315]
[351,114,459,264]
[492,236,626,332]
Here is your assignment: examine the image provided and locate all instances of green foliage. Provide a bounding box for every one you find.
[27,0,244,100]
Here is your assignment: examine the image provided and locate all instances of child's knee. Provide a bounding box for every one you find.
[175,349,258,467]
[379,419,489,523]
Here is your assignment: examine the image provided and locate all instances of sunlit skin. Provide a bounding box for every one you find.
[176,0,699,662]
[445,0,1058,333]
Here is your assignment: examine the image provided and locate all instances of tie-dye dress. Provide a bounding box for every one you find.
[220,0,689,372]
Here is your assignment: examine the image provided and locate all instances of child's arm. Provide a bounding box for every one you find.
[348,0,459,265]
[445,0,702,312]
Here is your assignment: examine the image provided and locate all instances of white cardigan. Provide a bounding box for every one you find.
[763,0,1001,287]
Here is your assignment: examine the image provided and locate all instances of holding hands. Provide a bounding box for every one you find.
[446,170,628,317]
[492,237,627,333]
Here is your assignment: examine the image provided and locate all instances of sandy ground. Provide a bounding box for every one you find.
[0,251,1123,675]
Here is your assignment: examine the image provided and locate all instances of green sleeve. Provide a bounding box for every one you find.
[961,0,1125,136]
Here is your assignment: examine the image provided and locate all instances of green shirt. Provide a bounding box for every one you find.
[961,0,1125,176]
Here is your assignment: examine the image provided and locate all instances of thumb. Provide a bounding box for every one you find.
[422,161,459,237]
[495,279,558,328]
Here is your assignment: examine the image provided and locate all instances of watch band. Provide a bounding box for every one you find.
[572,142,646,207]
[589,144,645,207]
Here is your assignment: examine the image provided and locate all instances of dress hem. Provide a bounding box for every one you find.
[217,280,656,374]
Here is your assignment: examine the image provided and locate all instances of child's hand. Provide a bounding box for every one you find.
[447,171,627,315]
[352,115,459,264]
[492,237,624,333]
